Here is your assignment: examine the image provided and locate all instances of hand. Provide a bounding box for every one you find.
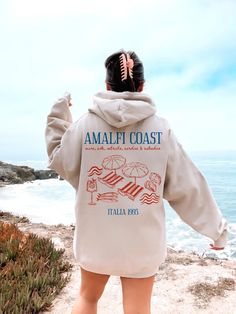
[210,228,228,251]
[63,92,72,107]
[209,243,224,250]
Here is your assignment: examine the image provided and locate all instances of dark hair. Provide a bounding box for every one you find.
[105,50,145,92]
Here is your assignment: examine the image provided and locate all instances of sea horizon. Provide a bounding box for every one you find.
[2,149,236,167]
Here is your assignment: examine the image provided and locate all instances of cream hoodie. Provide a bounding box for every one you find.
[45,91,228,278]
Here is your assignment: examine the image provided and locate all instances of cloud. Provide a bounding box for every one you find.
[8,0,168,20]
[145,74,236,150]
[0,0,236,159]
[142,0,236,64]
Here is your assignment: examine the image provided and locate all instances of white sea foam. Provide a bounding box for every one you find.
[164,202,236,260]
[0,179,75,225]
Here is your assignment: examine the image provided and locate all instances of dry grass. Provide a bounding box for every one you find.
[188,277,235,308]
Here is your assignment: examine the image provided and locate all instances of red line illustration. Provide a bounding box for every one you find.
[149,172,161,185]
[118,181,144,201]
[102,155,126,174]
[98,171,124,188]
[97,192,118,202]
[86,179,97,205]
[144,180,157,192]
[139,193,160,204]
[144,172,161,192]
[122,162,149,184]
[118,182,133,196]
[86,155,161,207]
[88,165,103,177]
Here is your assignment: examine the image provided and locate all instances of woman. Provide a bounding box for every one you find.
[45,50,228,314]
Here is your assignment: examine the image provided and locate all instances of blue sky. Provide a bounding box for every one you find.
[0,0,236,161]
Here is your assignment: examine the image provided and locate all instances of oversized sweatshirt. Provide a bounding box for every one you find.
[45,91,228,278]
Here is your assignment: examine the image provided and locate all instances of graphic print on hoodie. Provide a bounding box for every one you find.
[86,155,161,207]
[45,90,228,278]
[83,92,165,217]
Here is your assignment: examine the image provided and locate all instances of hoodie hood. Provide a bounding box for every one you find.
[88,91,156,128]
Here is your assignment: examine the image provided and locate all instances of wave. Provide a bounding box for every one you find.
[88,166,103,176]
[140,193,160,204]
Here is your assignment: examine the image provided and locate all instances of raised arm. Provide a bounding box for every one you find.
[45,93,82,190]
[163,129,228,249]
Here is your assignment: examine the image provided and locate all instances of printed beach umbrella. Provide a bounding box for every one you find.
[122,162,149,184]
[102,155,126,173]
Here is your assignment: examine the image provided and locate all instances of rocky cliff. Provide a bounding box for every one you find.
[0,161,58,186]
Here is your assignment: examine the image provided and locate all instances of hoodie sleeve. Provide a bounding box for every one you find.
[163,129,228,248]
[45,95,82,190]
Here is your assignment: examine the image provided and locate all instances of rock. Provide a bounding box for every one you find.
[34,170,58,180]
[0,161,58,186]
[0,162,35,184]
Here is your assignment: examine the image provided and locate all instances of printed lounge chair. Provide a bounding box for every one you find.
[98,171,124,188]
[118,181,144,201]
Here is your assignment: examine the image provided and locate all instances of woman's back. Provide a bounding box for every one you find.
[45,88,228,278]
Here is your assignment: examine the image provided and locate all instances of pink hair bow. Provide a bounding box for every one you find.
[119,53,134,81]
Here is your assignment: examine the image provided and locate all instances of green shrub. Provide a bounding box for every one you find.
[0,221,72,313]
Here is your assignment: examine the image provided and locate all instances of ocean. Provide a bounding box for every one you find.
[1,151,236,260]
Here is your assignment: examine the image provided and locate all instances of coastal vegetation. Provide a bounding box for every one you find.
[0,214,72,313]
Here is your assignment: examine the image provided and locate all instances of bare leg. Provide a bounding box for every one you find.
[71,267,110,314]
[120,274,156,314]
